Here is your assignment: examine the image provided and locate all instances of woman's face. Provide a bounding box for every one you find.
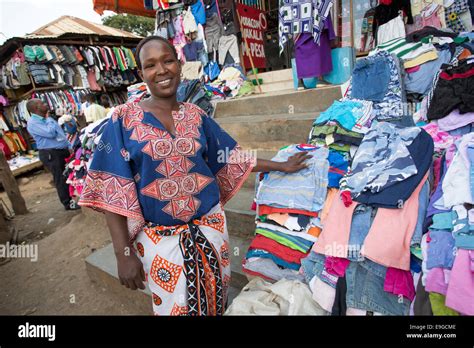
[138,40,181,99]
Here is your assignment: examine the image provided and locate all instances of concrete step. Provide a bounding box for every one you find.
[85,243,154,315]
[225,187,257,288]
[240,149,278,190]
[225,186,256,238]
[214,85,341,118]
[248,68,293,84]
[258,81,295,94]
[216,112,316,150]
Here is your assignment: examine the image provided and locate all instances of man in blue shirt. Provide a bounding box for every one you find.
[26,99,80,211]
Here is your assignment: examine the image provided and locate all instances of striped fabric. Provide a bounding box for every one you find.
[255,227,314,253]
[375,37,435,61]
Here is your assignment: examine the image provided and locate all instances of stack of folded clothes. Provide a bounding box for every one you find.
[243,144,332,282]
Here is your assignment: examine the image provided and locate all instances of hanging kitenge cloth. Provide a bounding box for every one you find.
[79,102,255,315]
[278,0,334,53]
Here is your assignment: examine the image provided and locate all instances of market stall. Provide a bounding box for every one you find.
[0,15,142,175]
[226,0,474,316]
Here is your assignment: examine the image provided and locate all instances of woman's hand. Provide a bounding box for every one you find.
[104,212,146,291]
[252,152,311,173]
[116,252,146,291]
[281,151,311,173]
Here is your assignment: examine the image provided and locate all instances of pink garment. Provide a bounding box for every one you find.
[312,193,357,257]
[86,68,101,91]
[405,65,421,73]
[309,276,336,312]
[438,109,474,132]
[324,256,350,277]
[0,95,8,106]
[420,4,442,28]
[267,213,290,227]
[422,123,457,153]
[386,268,416,298]
[445,143,458,167]
[470,250,474,272]
[384,267,416,301]
[314,174,427,270]
[361,172,429,271]
[172,15,187,63]
[251,201,257,211]
[433,156,442,190]
[425,267,450,296]
[445,249,474,315]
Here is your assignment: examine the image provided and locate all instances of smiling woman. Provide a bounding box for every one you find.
[78,35,310,316]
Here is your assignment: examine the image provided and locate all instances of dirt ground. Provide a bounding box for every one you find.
[0,170,147,315]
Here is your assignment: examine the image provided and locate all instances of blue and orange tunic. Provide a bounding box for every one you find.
[79,101,254,315]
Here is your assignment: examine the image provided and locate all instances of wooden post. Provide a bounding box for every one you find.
[0,150,28,215]
[0,203,11,244]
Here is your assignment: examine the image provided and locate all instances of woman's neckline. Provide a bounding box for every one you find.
[134,100,186,138]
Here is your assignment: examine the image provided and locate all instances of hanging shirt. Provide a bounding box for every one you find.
[279,0,334,53]
[84,104,108,123]
[26,114,70,150]
[79,102,255,240]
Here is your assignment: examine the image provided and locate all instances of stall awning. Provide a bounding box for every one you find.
[93,0,156,18]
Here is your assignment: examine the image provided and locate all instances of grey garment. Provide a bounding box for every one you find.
[12,60,30,86]
[392,52,407,105]
[344,122,421,196]
[205,13,223,52]
[404,48,452,96]
[218,34,240,65]
[244,258,306,283]
[414,274,433,315]
[154,27,168,39]
[50,46,66,63]
[223,21,237,35]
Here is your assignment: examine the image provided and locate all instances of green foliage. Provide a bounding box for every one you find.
[102,14,154,37]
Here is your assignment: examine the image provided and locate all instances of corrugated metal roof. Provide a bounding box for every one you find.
[29,15,141,39]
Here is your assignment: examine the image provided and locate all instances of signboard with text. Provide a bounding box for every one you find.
[236,3,267,69]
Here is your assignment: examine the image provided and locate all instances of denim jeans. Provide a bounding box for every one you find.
[345,259,411,315]
[351,54,391,102]
[347,204,376,261]
[198,48,209,66]
[301,251,337,288]
[412,181,430,247]
[426,229,456,270]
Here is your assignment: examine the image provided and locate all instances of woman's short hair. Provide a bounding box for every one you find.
[134,36,179,70]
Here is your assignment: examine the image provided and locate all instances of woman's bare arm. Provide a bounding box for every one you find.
[252,151,311,173]
[104,211,146,290]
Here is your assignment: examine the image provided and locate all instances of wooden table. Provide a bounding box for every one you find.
[11,159,44,177]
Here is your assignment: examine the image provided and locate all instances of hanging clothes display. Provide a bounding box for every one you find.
[294,14,336,79]
[278,0,334,53]
[1,44,138,92]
